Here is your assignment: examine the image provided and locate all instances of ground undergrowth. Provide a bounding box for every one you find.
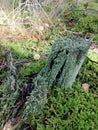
[0,1,98,130]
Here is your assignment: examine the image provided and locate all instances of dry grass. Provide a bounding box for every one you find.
[0,0,52,40]
[0,0,66,40]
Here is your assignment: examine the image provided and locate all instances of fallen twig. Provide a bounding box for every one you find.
[65,30,83,36]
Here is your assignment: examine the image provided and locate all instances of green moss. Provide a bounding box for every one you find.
[1,39,50,59]
[0,71,7,81]
[22,60,47,76]
[72,15,98,34]
[92,34,98,44]
[78,58,98,90]
[0,2,98,129]
[23,81,98,130]
[87,49,98,62]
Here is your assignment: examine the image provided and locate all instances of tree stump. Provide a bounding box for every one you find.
[25,35,90,116]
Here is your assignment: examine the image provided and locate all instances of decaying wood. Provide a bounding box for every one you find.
[3,35,90,129]
[64,30,83,36]
[5,51,18,91]
[0,59,31,71]
[24,35,90,115]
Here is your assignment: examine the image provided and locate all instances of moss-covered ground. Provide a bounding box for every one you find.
[0,1,98,129]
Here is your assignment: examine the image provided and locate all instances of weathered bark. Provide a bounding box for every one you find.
[5,51,19,101]
[6,51,18,92]
[24,35,90,115]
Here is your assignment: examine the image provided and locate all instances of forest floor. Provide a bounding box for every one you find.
[0,1,98,130]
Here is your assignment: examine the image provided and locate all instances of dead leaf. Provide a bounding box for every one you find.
[93,48,98,53]
[90,42,98,53]
[31,46,36,51]
[31,35,38,42]
[82,83,89,91]
[67,21,75,27]
[3,118,17,130]
[44,23,49,28]
[94,94,98,98]
[40,35,46,41]
[64,10,70,16]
